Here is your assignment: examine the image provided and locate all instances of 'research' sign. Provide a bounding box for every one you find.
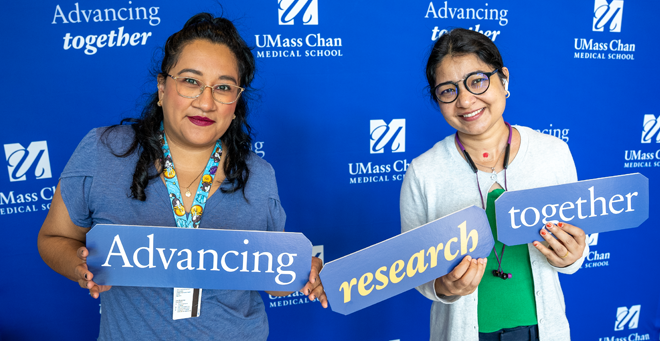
[319,206,493,315]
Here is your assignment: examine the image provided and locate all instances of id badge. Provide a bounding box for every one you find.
[173,288,202,320]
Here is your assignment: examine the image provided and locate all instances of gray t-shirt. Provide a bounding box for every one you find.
[60,126,286,341]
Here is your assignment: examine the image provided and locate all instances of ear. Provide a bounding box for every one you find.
[157,74,166,100]
[501,67,510,91]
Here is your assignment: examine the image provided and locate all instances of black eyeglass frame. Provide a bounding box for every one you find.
[433,69,500,104]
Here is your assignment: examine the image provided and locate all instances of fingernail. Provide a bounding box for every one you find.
[546,222,552,228]
[471,259,477,264]
[533,241,539,246]
[310,295,315,300]
[466,255,472,261]
[558,222,564,228]
[479,258,485,264]
[540,229,547,236]
[547,224,555,230]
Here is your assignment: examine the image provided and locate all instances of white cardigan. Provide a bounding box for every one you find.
[400,126,589,341]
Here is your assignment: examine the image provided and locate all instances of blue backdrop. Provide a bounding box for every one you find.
[1,0,658,340]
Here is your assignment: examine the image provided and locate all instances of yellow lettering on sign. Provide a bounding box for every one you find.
[375,266,389,290]
[426,242,444,268]
[459,221,478,254]
[358,272,374,296]
[406,250,428,277]
[444,237,459,261]
[336,221,481,303]
[339,278,357,303]
[389,260,405,283]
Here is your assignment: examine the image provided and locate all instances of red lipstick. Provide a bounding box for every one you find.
[188,116,215,126]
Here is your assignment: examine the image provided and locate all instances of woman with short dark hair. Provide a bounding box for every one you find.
[400,28,588,341]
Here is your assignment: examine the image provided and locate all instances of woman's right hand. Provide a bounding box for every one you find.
[76,246,112,299]
[434,255,487,297]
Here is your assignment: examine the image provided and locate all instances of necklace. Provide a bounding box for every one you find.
[471,145,507,181]
[184,168,206,197]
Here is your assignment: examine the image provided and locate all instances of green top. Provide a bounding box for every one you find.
[477,188,538,332]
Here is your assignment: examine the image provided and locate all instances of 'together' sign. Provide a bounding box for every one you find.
[320,206,493,315]
[495,173,649,246]
[86,225,312,291]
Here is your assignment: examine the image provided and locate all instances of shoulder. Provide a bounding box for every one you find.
[72,125,136,154]
[412,134,454,168]
[96,125,137,153]
[63,125,135,177]
[246,152,275,176]
[244,153,278,194]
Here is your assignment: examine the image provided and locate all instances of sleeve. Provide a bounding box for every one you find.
[59,129,99,228]
[400,162,427,234]
[400,162,461,304]
[266,165,286,232]
[267,197,286,232]
[558,142,578,184]
[552,141,589,274]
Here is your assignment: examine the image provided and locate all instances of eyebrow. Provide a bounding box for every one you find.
[437,70,490,84]
[177,68,239,85]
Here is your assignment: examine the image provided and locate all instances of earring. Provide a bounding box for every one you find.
[233,115,236,120]
[157,100,162,107]
[505,91,510,98]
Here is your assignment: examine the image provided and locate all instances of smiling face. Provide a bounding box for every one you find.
[158,39,240,149]
[434,53,509,137]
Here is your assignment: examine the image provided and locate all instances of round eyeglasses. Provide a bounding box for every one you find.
[167,74,244,104]
[433,69,499,104]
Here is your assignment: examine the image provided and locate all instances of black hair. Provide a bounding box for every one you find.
[103,12,255,201]
[425,28,506,102]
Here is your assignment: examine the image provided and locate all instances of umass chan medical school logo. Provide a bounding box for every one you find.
[254,0,343,59]
[593,0,623,33]
[347,119,409,185]
[623,115,660,169]
[370,119,405,154]
[599,304,650,341]
[278,0,318,25]
[574,0,635,61]
[4,141,52,182]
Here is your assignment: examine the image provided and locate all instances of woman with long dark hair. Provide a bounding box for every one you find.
[400,28,588,340]
[38,13,326,340]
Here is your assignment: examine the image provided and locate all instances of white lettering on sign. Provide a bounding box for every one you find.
[101,234,298,285]
[508,186,638,228]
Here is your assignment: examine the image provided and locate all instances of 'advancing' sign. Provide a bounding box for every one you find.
[86,224,312,291]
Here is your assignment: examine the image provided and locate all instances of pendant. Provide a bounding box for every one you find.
[490,168,496,181]
[185,189,191,197]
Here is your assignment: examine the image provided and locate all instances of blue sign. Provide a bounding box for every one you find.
[495,173,649,246]
[319,206,493,315]
[86,224,312,291]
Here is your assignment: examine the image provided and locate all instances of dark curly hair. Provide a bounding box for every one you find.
[426,28,507,103]
[104,12,255,201]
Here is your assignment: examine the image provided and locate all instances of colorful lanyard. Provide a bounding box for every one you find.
[159,125,222,228]
[455,122,512,279]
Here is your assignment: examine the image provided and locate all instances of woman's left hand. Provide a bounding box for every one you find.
[301,256,328,308]
[533,222,586,267]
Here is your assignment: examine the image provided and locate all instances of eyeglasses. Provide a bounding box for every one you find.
[433,69,499,104]
[167,74,244,104]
